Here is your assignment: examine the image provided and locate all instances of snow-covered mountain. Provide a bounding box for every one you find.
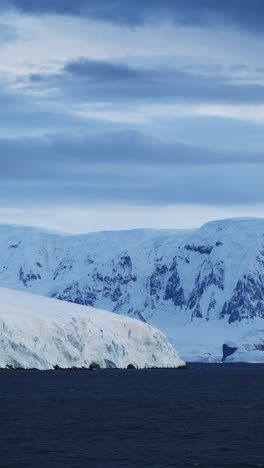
[0,288,184,370]
[1,218,264,361]
[222,329,264,363]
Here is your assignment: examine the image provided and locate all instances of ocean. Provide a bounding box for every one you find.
[0,364,263,467]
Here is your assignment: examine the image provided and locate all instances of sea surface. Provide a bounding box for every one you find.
[0,364,264,467]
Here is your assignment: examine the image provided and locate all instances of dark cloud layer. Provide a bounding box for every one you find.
[2,130,264,167]
[0,82,122,135]
[1,132,264,207]
[64,59,140,80]
[1,0,264,33]
[28,58,264,105]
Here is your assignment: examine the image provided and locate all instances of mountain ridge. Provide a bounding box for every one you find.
[1,217,264,360]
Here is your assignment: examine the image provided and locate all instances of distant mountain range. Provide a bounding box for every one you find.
[1,218,264,361]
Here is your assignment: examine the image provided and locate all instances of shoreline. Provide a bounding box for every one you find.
[0,364,188,372]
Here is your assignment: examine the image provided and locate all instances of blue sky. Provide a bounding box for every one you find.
[1,0,264,232]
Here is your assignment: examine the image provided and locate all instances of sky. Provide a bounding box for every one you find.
[1,0,264,233]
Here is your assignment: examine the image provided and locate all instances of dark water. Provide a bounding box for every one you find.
[0,364,264,468]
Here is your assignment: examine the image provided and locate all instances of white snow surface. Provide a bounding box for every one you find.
[166,319,264,363]
[226,350,264,363]
[0,288,184,370]
[224,328,264,363]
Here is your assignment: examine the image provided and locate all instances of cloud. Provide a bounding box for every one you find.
[0,2,264,231]
[1,131,264,208]
[1,10,262,83]
[25,58,264,106]
[64,58,140,80]
[0,23,17,44]
[1,130,264,169]
[149,114,264,152]
[1,0,264,34]
[0,79,123,137]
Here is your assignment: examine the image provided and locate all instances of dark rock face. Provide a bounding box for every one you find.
[188,260,225,319]
[149,263,168,300]
[119,255,132,269]
[222,343,238,361]
[255,343,264,351]
[191,304,203,319]
[206,293,216,321]
[184,244,214,255]
[53,284,97,307]
[131,310,147,322]
[53,365,63,370]
[164,267,185,307]
[110,285,122,302]
[53,262,70,280]
[148,258,185,309]
[127,364,136,369]
[220,273,264,323]
[256,248,264,267]
[19,267,41,286]
[89,362,101,370]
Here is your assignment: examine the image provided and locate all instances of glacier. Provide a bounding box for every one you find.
[1,217,264,362]
[0,288,184,370]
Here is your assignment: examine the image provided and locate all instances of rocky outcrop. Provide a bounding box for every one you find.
[220,273,264,323]
[222,342,238,361]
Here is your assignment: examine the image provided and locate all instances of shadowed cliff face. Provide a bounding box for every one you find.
[1,218,264,327]
[221,273,264,323]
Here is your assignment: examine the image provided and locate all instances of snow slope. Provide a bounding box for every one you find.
[223,329,264,363]
[1,218,264,361]
[0,288,184,370]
